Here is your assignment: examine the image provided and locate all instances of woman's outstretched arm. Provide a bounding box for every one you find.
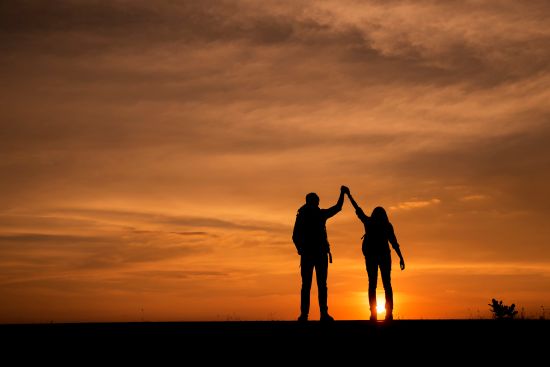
[347,191,360,211]
[389,225,405,270]
[346,189,368,222]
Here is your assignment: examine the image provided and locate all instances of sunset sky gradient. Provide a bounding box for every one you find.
[1,0,549,322]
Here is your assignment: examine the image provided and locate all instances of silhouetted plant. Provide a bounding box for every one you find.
[488,298,518,319]
[520,307,525,320]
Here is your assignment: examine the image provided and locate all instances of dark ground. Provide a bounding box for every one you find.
[1,320,547,364]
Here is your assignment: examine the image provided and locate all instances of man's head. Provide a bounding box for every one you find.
[305,192,320,207]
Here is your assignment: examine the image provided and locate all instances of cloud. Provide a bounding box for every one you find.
[387,120,550,214]
[411,261,550,276]
[0,230,208,268]
[43,207,289,233]
[460,195,488,202]
[390,198,441,211]
[123,270,228,279]
[0,203,294,298]
[0,233,110,245]
[170,231,211,236]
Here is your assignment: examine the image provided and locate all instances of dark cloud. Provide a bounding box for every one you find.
[386,118,550,212]
[0,214,102,231]
[0,233,109,244]
[0,228,210,272]
[3,0,547,92]
[124,270,227,279]
[46,207,288,233]
[0,1,300,55]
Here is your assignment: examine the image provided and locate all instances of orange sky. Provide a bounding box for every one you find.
[1,0,549,323]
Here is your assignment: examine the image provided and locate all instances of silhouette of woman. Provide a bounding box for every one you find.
[345,188,405,321]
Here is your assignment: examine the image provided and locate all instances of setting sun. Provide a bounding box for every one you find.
[376,301,386,316]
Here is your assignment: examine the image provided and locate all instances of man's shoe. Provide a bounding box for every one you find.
[297,314,308,322]
[370,314,377,321]
[385,313,393,321]
[320,313,334,322]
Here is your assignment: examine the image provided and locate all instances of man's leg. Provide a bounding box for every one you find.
[366,257,379,320]
[315,254,332,320]
[380,255,393,320]
[300,256,314,320]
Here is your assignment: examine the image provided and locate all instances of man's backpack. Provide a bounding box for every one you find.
[292,206,332,262]
[292,209,305,254]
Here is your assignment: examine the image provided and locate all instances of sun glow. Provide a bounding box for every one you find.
[358,292,388,317]
[376,295,386,315]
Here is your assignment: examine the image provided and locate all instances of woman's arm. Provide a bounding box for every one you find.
[346,190,369,223]
[389,224,405,270]
[346,190,361,211]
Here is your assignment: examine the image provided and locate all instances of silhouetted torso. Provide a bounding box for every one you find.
[293,204,336,257]
[356,208,398,257]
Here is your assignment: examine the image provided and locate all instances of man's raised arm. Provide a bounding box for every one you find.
[323,186,347,218]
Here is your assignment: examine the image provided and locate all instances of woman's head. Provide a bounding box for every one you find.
[371,206,389,223]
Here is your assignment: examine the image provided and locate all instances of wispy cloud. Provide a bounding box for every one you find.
[460,195,488,202]
[390,198,441,211]
[411,261,550,276]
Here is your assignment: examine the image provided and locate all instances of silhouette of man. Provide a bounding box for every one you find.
[292,186,347,322]
[345,187,405,321]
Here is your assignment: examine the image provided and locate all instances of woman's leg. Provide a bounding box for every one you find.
[366,257,378,320]
[379,254,393,319]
